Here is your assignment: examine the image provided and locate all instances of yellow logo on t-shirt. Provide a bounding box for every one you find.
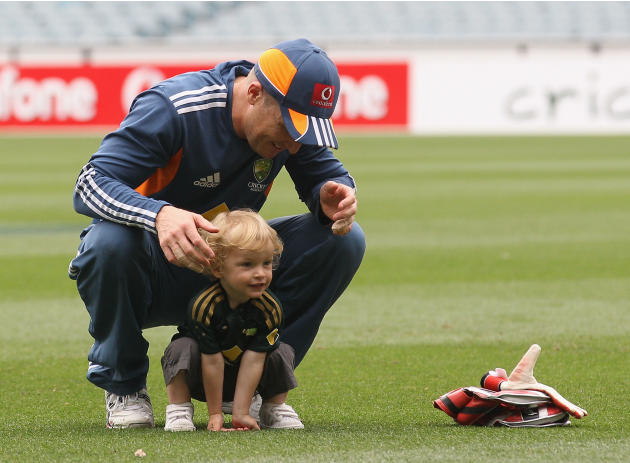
[202,203,229,221]
[222,345,243,362]
[266,328,279,346]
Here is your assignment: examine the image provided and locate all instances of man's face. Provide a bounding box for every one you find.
[244,92,302,159]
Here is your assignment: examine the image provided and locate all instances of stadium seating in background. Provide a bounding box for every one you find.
[1,1,629,47]
[0,1,226,46]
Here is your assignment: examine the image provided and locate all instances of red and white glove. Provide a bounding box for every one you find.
[482,344,587,419]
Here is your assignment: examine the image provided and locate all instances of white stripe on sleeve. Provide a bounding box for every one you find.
[177,101,227,115]
[75,167,158,232]
[83,169,157,219]
[169,84,227,101]
[173,93,227,108]
[76,182,155,233]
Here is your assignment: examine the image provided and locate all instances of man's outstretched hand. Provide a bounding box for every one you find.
[486,344,587,419]
[320,181,357,235]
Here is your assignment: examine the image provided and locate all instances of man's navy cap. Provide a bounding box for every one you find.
[254,38,340,149]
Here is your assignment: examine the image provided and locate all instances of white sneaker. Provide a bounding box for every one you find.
[259,402,304,429]
[105,388,155,429]
[222,393,262,421]
[164,402,195,432]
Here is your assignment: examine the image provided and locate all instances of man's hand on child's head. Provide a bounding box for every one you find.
[231,414,260,431]
[156,206,218,272]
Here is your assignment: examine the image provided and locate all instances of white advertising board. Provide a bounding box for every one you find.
[411,46,630,134]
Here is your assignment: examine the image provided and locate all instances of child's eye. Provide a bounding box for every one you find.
[263,260,273,267]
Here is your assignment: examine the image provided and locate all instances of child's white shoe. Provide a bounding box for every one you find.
[259,402,304,429]
[164,402,195,432]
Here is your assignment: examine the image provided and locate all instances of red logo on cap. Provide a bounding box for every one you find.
[311,83,335,108]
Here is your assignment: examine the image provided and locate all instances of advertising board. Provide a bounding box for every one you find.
[0,62,408,131]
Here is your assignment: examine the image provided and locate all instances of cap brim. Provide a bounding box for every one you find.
[280,106,338,150]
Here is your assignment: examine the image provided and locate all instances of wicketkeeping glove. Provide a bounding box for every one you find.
[481,344,587,419]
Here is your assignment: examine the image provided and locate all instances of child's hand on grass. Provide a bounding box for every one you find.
[231,414,260,431]
[207,413,226,431]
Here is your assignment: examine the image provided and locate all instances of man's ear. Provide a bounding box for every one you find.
[247,81,264,105]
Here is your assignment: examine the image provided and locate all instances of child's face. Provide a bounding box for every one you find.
[215,243,275,307]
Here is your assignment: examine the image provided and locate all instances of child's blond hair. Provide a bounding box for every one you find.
[198,209,283,274]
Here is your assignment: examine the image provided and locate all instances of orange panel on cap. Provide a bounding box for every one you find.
[288,108,308,135]
[259,49,297,96]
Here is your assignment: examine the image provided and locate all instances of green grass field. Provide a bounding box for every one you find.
[1,134,629,462]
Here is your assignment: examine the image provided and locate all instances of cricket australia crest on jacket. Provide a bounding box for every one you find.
[180,282,282,363]
[249,158,273,192]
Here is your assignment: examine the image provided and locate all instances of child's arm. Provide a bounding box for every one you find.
[201,352,225,431]
[232,350,266,430]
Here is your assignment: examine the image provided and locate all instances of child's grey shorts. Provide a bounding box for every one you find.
[161,336,298,402]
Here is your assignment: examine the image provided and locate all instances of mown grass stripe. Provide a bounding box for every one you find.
[1,135,629,462]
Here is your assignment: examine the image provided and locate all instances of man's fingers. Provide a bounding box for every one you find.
[337,194,356,210]
[329,185,357,222]
[320,181,358,226]
[164,220,213,267]
[178,235,211,266]
[191,215,217,259]
[321,181,338,196]
[156,207,217,264]
[168,241,206,273]
[171,243,185,261]
[194,214,219,233]
[322,181,351,205]
[186,226,214,260]
[332,217,354,235]
[332,200,357,222]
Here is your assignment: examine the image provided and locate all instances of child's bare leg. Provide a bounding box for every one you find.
[265,392,288,404]
[164,370,195,432]
[167,370,191,404]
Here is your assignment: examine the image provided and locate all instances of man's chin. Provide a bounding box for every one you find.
[259,150,280,160]
[253,144,282,159]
